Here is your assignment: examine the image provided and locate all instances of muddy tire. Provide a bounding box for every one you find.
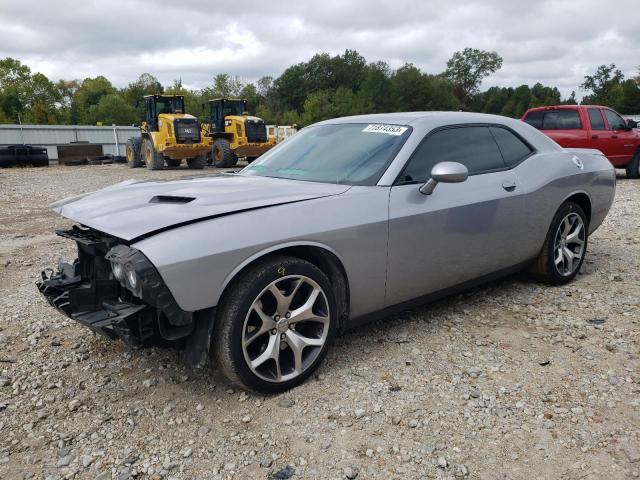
[213,255,337,393]
[212,139,237,168]
[126,137,142,168]
[142,138,164,170]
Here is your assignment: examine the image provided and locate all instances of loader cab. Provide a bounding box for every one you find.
[144,95,185,131]
[209,98,248,133]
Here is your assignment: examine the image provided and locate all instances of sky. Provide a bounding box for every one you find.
[0,0,638,98]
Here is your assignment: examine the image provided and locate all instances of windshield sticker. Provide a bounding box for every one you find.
[362,124,408,135]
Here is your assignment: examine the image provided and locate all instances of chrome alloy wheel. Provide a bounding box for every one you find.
[241,275,330,383]
[553,212,586,276]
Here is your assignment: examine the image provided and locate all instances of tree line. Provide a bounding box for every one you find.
[1,49,639,127]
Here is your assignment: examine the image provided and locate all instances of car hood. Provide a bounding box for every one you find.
[51,174,351,241]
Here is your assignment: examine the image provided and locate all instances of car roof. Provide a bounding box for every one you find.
[314,111,540,137]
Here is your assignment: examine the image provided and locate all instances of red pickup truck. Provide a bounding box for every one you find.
[521,105,640,178]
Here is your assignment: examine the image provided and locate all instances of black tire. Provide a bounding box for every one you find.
[213,255,337,393]
[626,150,640,179]
[165,159,182,168]
[126,137,142,168]
[186,156,207,169]
[530,201,588,285]
[212,139,237,168]
[142,138,164,170]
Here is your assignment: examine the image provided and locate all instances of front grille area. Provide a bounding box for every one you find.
[245,120,267,143]
[174,119,200,144]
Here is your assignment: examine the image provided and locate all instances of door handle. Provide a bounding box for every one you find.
[611,135,618,139]
[591,135,598,139]
[502,180,517,192]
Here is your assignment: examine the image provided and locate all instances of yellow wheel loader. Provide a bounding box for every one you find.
[125,94,210,170]
[205,98,276,168]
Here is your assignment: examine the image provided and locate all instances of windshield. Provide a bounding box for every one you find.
[223,100,246,117]
[241,123,411,186]
[156,97,184,114]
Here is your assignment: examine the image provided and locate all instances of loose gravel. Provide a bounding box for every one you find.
[0,165,638,480]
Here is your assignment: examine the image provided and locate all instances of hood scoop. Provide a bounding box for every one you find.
[149,195,195,204]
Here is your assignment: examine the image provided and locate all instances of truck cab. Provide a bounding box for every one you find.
[205,98,275,168]
[522,105,640,178]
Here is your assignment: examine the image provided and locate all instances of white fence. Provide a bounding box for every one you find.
[0,124,140,159]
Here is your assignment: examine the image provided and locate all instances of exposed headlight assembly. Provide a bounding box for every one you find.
[105,245,192,327]
[106,245,145,297]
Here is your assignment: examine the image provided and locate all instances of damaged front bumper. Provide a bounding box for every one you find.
[36,226,197,350]
[37,260,150,345]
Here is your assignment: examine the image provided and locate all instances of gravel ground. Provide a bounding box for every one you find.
[0,164,639,480]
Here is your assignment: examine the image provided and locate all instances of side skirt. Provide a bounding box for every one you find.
[346,261,532,330]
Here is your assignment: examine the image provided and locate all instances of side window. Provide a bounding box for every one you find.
[523,111,543,129]
[541,110,582,129]
[489,127,533,167]
[399,126,505,183]
[587,108,606,130]
[603,109,626,130]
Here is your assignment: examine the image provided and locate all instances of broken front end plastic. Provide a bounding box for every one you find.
[36,226,197,349]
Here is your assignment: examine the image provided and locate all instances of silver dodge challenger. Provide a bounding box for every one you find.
[37,112,616,392]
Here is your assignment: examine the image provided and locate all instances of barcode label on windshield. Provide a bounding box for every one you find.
[362,124,408,135]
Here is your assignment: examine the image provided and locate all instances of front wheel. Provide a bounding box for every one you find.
[142,138,164,170]
[530,201,588,285]
[213,255,337,393]
[626,151,640,179]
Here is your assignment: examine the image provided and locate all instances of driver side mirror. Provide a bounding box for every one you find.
[419,161,469,195]
[626,119,638,129]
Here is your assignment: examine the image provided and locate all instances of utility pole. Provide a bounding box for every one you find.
[18,114,25,145]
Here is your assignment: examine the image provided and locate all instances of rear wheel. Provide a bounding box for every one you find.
[126,138,142,168]
[165,159,182,168]
[142,138,164,170]
[626,150,640,179]
[212,139,237,168]
[530,202,588,285]
[187,156,207,169]
[213,255,337,393]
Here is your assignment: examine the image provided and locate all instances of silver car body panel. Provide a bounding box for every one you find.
[50,112,616,319]
[52,174,351,242]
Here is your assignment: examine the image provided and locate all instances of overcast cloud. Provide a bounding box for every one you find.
[1,0,638,98]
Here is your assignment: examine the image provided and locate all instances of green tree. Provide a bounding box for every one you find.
[444,48,503,106]
[71,76,116,123]
[359,61,395,113]
[391,64,459,112]
[610,80,640,114]
[581,64,624,105]
[86,93,136,125]
[122,73,163,118]
[0,57,33,121]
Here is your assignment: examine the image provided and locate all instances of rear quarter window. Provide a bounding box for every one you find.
[489,127,534,167]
